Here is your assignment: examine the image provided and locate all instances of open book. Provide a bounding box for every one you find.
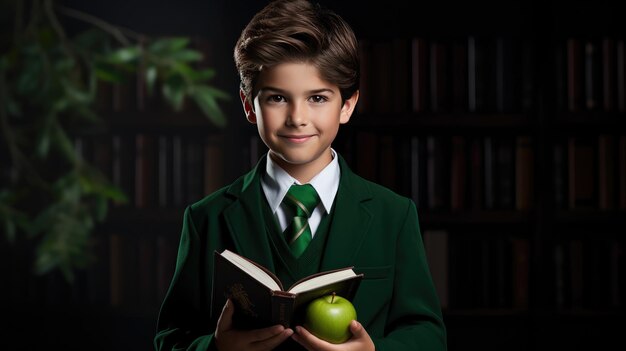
[210,249,363,329]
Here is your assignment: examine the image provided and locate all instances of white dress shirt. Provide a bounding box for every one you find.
[261,149,340,237]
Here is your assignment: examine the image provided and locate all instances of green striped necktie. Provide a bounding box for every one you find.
[282,184,320,258]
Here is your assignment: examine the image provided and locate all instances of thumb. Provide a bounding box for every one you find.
[217,299,234,332]
[349,320,364,337]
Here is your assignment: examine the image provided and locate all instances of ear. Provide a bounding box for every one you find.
[339,90,359,124]
[240,89,257,124]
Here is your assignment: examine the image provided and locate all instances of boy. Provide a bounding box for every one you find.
[154,0,447,350]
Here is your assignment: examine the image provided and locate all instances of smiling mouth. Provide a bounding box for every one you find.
[281,135,313,143]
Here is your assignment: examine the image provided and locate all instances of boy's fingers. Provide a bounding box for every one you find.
[249,324,286,342]
[216,299,234,332]
[292,326,329,351]
[253,328,294,350]
[349,320,363,337]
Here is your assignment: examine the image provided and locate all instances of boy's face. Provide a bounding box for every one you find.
[241,62,358,181]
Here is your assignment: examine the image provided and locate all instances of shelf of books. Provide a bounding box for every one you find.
[18,3,622,350]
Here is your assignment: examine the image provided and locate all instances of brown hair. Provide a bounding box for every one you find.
[234,0,359,103]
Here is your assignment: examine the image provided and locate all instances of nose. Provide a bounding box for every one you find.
[286,101,308,126]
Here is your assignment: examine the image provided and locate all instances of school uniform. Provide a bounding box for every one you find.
[154,152,447,350]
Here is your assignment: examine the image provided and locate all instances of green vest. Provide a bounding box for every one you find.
[262,196,335,290]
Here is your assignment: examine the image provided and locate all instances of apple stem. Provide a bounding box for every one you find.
[331,292,336,303]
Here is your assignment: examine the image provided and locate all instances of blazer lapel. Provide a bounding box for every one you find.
[222,156,276,272]
[321,156,373,270]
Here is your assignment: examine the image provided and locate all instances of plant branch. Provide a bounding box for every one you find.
[55,5,144,46]
[44,0,74,58]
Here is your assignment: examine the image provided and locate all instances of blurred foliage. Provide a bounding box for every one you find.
[0,0,230,282]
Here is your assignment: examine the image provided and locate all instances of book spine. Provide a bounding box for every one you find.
[392,38,410,113]
[411,37,429,113]
[619,135,626,210]
[450,136,467,212]
[597,134,615,210]
[271,294,296,328]
[515,136,534,211]
[422,230,449,309]
[567,38,583,112]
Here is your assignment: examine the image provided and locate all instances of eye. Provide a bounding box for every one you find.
[267,95,285,103]
[309,95,328,103]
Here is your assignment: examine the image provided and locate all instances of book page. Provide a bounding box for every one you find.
[221,250,281,291]
[288,269,356,295]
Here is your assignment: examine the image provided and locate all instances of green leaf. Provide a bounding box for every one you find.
[36,115,54,158]
[73,105,101,124]
[167,49,203,62]
[172,63,196,83]
[104,46,141,64]
[190,85,229,128]
[192,68,216,82]
[52,123,79,165]
[61,78,93,105]
[145,65,157,95]
[94,63,125,82]
[3,219,16,242]
[94,196,108,222]
[5,96,22,116]
[16,55,43,95]
[162,76,186,111]
[149,37,190,54]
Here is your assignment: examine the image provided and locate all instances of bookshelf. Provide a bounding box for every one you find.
[3,1,625,350]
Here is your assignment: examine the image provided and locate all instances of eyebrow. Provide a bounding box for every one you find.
[259,86,336,95]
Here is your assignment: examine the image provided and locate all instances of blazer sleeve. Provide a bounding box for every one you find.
[154,206,218,351]
[373,199,448,350]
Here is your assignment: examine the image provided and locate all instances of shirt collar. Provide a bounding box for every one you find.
[262,149,340,214]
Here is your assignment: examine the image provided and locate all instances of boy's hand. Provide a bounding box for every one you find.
[291,320,375,351]
[214,299,294,351]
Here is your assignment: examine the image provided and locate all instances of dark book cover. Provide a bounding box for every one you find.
[112,134,136,207]
[450,38,468,113]
[496,137,515,210]
[185,136,205,205]
[567,136,596,209]
[597,134,616,210]
[370,40,393,113]
[378,134,398,192]
[411,37,429,113]
[483,136,496,210]
[429,39,449,113]
[409,136,428,210]
[619,136,626,210]
[355,130,378,182]
[468,137,484,211]
[617,40,626,112]
[392,38,411,113]
[450,136,467,212]
[601,37,617,112]
[157,135,174,208]
[210,250,363,330]
[515,136,534,211]
[422,230,449,310]
[582,239,612,309]
[426,135,449,211]
[511,237,529,309]
[357,39,371,114]
[495,36,519,113]
[566,38,583,112]
[204,135,224,196]
[583,39,601,111]
[135,133,157,208]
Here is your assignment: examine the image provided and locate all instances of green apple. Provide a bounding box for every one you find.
[303,292,357,344]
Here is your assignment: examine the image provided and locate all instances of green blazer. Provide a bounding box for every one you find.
[154,154,447,350]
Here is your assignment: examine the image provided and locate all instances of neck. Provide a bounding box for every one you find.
[269,149,333,184]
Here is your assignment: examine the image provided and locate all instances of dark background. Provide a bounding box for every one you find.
[1,0,625,350]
